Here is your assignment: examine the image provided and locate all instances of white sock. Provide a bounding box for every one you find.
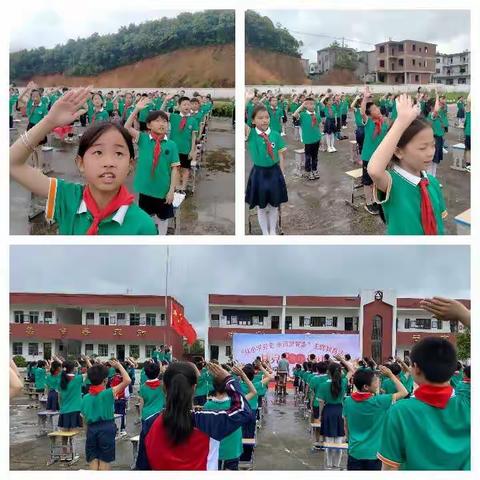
[334,436,343,467]
[325,135,331,149]
[431,163,438,177]
[154,216,169,235]
[257,207,269,235]
[266,206,278,235]
[330,134,335,149]
[325,436,334,467]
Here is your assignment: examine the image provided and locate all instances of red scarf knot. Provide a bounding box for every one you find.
[179,116,187,130]
[414,384,453,409]
[311,114,317,127]
[351,392,374,402]
[146,379,162,389]
[419,177,437,235]
[89,385,106,396]
[258,131,275,160]
[83,185,135,235]
[373,117,384,138]
[150,132,166,177]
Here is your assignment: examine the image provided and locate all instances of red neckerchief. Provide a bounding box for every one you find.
[414,384,453,409]
[258,130,275,160]
[372,117,384,138]
[145,379,161,389]
[311,113,317,127]
[89,385,106,396]
[419,177,437,235]
[150,132,166,177]
[83,185,135,235]
[179,116,187,130]
[351,392,374,402]
[463,377,471,383]
[92,112,98,124]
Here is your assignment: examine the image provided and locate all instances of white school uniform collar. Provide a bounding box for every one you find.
[76,200,129,225]
[148,134,168,141]
[255,127,271,135]
[179,112,190,117]
[94,108,105,113]
[209,395,229,403]
[392,164,427,186]
[305,110,315,115]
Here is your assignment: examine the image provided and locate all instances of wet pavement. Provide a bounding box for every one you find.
[10,117,234,235]
[245,108,470,235]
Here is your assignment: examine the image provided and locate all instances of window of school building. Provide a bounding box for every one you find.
[146,313,156,326]
[285,316,292,330]
[85,344,94,356]
[29,311,39,324]
[99,312,109,325]
[28,343,39,356]
[130,313,140,326]
[117,313,126,325]
[98,344,108,356]
[145,345,155,358]
[159,313,166,325]
[14,311,24,323]
[211,314,220,326]
[226,345,232,357]
[85,312,95,325]
[44,311,53,324]
[13,342,23,355]
[129,345,140,358]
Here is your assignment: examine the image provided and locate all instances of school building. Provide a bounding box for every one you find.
[9,293,186,362]
[207,291,469,363]
[434,51,471,85]
[375,40,437,84]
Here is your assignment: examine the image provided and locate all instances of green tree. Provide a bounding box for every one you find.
[456,328,470,360]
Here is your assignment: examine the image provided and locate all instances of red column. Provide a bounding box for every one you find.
[362,300,394,362]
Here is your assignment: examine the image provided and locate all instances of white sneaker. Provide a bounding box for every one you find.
[342,126,347,129]
[442,148,448,154]
[41,146,53,152]
[327,147,333,153]
[281,132,286,136]
[331,147,337,152]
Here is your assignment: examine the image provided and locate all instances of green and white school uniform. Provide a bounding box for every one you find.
[81,389,115,424]
[428,112,445,137]
[360,117,388,162]
[375,165,447,235]
[89,109,109,124]
[9,94,18,116]
[247,127,286,166]
[266,104,283,134]
[134,132,180,199]
[138,382,166,420]
[34,367,47,390]
[343,394,394,460]
[169,113,198,155]
[27,101,48,125]
[316,377,348,404]
[44,178,157,235]
[299,111,322,145]
[378,391,470,470]
[138,104,154,124]
[59,375,83,413]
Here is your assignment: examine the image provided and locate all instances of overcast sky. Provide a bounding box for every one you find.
[10,245,470,339]
[9,6,200,52]
[257,10,470,63]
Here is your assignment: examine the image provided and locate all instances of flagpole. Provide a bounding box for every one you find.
[165,246,169,352]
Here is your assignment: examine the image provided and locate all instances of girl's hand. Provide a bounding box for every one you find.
[136,97,151,110]
[395,94,420,124]
[46,87,92,128]
[230,366,244,377]
[420,297,470,326]
[206,362,230,382]
[378,365,392,377]
[245,90,255,102]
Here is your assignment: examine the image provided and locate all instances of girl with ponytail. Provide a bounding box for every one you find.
[136,361,254,470]
[317,357,353,470]
[58,358,85,431]
[45,360,62,411]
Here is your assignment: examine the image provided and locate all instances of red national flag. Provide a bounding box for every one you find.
[171,300,187,337]
[183,319,197,346]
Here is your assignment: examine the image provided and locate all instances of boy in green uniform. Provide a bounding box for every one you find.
[321,94,338,153]
[344,365,408,470]
[378,298,471,470]
[81,360,130,470]
[340,94,349,129]
[137,93,154,131]
[162,95,198,193]
[125,99,180,235]
[265,96,283,135]
[293,97,323,180]
[138,361,165,425]
[194,358,213,406]
[34,360,47,392]
[368,93,447,235]
[360,86,389,215]
[89,93,110,125]
[204,365,257,470]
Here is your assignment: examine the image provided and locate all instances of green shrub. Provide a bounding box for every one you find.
[213,101,234,117]
[13,355,27,367]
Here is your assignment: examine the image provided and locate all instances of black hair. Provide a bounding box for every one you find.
[60,360,76,390]
[50,360,61,375]
[353,368,376,392]
[295,363,301,370]
[87,363,109,386]
[213,376,228,395]
[77,123,135,159]
[193,356,205,371]
[178,96,190,105]
[144,361,160,380]
[62,87,69,93]
[316,361,328,375]
[163,362,197,445]
[456,361,463,371]
[345,354,351,361]
[92,93,104,104]
[324,354,330,361]
[281,353,287,359]
[387,362,402,376]
[410,337,457,383]
[463,365,470,379]
[302,361,308,371]
[305,97,314,102]
[365,102,376,116]
[146,110,169,125]
[306,361,313,372]
[242,364,255,381]
[251,104,269,122]
[190,97,200,104]
[328,363,343,398]
[37,360,47,368]
[309,354,316,361]
[367,359,376,370]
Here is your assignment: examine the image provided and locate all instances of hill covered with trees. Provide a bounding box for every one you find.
[10,10,234,80]
[246,10,302,58]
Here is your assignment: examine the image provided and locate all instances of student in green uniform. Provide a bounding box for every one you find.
[89,93,110,125]
[9,87,19,129]
[380,362,407,395]
[125,98,180,235]
[464,94,471,170]
[321,94,338,153]
[311,361,329,446]
[138,360,165,426]
[190,97,205,135]
[203,365,256,470]
[368,93,447,235]
[423,93,446,178]
[160,95,198,193]
[344,365,408,470]
[450,362,464,390]
[152,346,165,363]
[340,94,349,129]
[293,97,322,180]
[193,357,213,406]
[245,98,288,235]
[104,92,114,117]
[265,96,284,135]
[46,360,62,411]
[137,93,154,131]
[455,365,470,397]
[59,360,84,430]
[119,92,135,125]
[10,87,157,235]
[351,94,365,155]
[82,360,131,470]
[25,89,50,150]
[360,86,389,215]
[34,360,48,393]
[439,96,450,149]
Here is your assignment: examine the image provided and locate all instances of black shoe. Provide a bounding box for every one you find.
[364,204,379,215]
